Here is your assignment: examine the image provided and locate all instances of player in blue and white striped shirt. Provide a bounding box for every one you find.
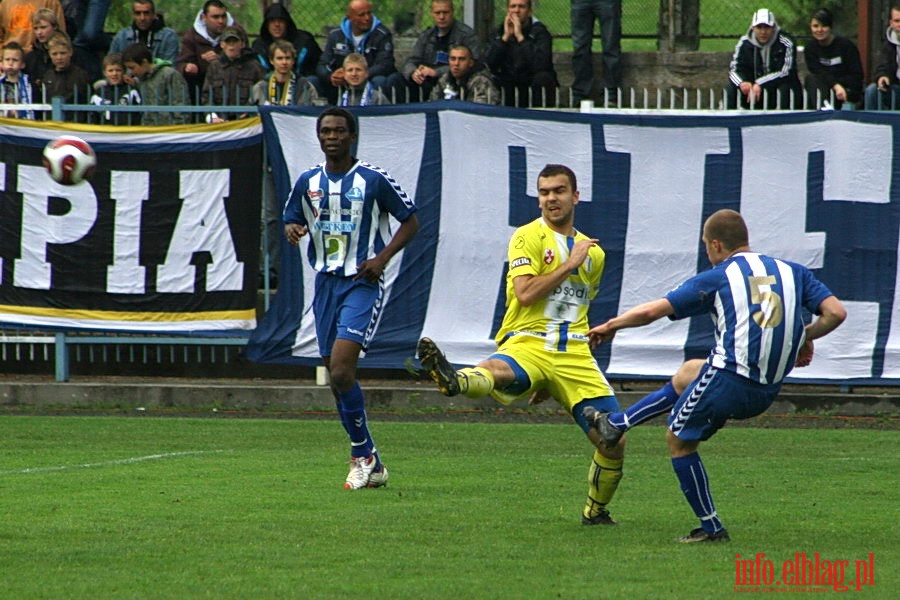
[585,209,846,542]
[284,107,419,490]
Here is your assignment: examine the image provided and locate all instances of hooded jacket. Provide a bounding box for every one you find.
[252,3,321,77]
[137,58,190,125]
[176,9,237,80]
[874,26,900,85]
[316,14,397,80]
[728,20,799,89]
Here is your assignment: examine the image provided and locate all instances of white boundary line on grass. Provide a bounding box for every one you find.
[0,450,224,476]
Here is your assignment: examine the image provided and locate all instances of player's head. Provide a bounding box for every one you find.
[538,164,577,192]
[702,209,750,265]
[537,164,580,232]
[317,108,358,161]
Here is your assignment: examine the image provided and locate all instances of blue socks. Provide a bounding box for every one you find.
[336,383,379,465]
[672,452,724,534]
[608,381,678,430]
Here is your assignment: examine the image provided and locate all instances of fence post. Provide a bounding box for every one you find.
[54,333,69,382]
[659,0,700,52]
[51,96,64,122]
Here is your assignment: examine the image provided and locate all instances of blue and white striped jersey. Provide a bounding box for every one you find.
[666,252,834,384]
[283,160,416,276]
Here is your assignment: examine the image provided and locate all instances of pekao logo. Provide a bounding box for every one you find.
[734,552,875,593]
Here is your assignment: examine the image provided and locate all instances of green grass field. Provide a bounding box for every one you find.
[0,416,895,598]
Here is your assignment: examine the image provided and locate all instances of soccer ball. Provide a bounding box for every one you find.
[42,135,97,185]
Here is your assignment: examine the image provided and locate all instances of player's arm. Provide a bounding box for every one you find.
[354,214,420,282]
[587,298,675,347]
[512,238,597,306]
[795,295,847,367]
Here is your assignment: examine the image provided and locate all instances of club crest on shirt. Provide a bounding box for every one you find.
[307,189,324,217]
[544,249,554,264]
[345,187,363,201]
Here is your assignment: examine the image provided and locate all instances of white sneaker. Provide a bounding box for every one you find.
[344,455,376,489]
[367,464,389,488]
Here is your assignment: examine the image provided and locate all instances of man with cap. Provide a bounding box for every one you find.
[727,8,801,109]
[200,25,265,122]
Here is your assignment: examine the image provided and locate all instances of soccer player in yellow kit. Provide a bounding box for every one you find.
[418,163,625,525]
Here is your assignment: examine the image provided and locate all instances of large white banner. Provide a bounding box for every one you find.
[249,104,900,385]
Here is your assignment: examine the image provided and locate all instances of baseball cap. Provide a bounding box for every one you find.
[750,9,775,27]
[220,26,244,43]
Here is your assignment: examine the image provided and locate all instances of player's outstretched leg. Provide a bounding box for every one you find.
[417,337,460,396]
[583,407,624,449]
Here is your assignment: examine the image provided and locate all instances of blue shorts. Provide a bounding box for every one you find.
[668,363,780,441]
[312,272,383,357]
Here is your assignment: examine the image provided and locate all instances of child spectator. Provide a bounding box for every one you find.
[89,52,141,125]
[40,31,91,121]
[122,41,189,125]
[0,41,36,118]
[201,25,264,122]
[338,52,389,107]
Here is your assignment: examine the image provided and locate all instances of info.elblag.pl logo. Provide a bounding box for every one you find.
[734,552,875,593]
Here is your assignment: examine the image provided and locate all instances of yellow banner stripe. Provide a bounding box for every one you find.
[0,305,255,322]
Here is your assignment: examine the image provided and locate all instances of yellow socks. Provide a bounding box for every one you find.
[457,367,494,398]
[583,449,624,519]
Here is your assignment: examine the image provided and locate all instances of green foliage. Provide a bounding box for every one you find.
[0,416,896,598]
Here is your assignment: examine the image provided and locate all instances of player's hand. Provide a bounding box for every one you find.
[284,223,308,246]
[354,256,387,283]
[795,339,814,367]
[528,389,550,406]
[587,321,616,348]
[565,238,598,270]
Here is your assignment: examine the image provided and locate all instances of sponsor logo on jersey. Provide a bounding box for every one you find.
[510,257,531,269]
[346,187,363,201]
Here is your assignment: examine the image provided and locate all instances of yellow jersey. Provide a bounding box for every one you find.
[496,217,605,350]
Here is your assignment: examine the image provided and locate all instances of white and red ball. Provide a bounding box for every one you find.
[42,135,96,186]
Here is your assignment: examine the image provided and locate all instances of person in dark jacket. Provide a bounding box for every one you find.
[252,2,320,78]
[314,0,403,104]
[402,0,480,103]
[201,25,265,122]
[803,7,863,110]
[726,8,802,109]
[40,30,92,121]
[176,0,236,103]
[484,0,558,108]
[864,5,900,110]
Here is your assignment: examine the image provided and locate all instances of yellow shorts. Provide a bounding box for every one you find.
[488,335,615,412]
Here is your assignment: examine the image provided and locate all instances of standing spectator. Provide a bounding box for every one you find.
[67,0,111,55]
[40,30,91,121]
[109,1,180,63]
[176,0,236,103]
[804,7,863,110]
[123,42,189,125]
[726,9,802,109]
[865,4,900,111]
[0,0,66,53]
[402,0,480,103]
[1,42,36,119]
[250,38,320,290]
[337,52,390,106]
[89,52,141,125]
[201,25,265,122]
[571,0,622,105]
[252,2,320,78]
[315,0,404,104]
[282,107,419,490]
[485,0,558,108]
[429,44,499,104]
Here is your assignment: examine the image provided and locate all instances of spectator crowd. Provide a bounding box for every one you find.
[0,1,891,122]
